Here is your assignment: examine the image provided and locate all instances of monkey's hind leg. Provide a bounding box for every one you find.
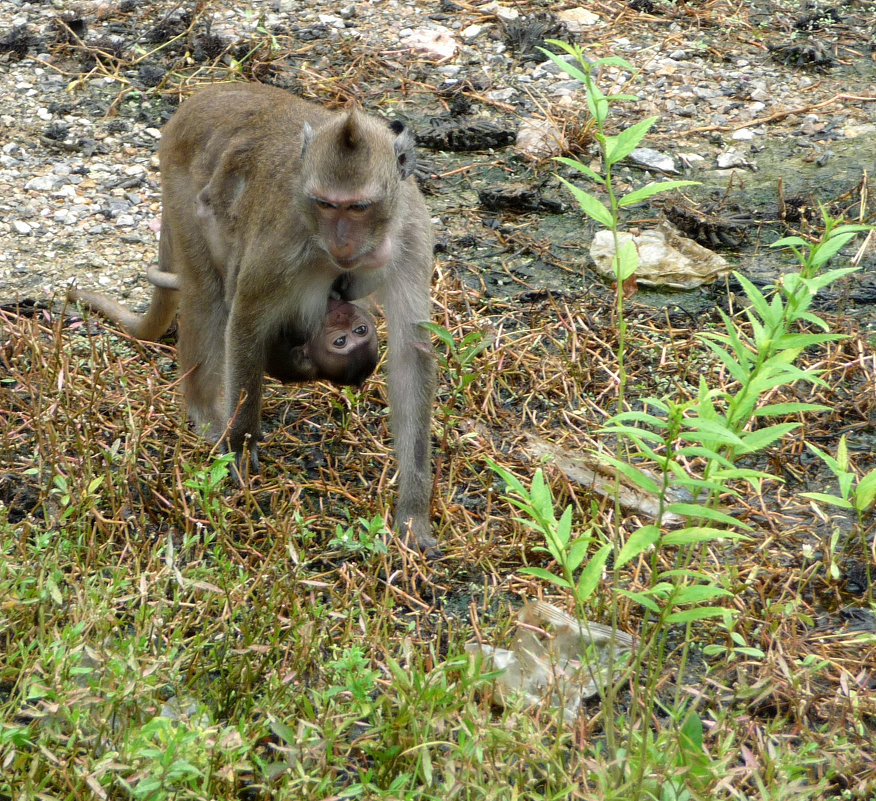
[176,286,229,442]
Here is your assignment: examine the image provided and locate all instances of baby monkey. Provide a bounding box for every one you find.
[266,298,378,387]
[146,265,377,387]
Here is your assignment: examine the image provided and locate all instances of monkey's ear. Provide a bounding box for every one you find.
[391,122,417,180]
[301,121,313,157]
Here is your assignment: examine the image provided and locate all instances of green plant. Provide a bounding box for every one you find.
[328,514,389,556]
[540,39,697,414]
[802,434,876,518]
[118,712,250,800]
[422,323,488,407]
[182,451,236,531]
[49,471,104,521]
[422,322,490,463]
[800,433,876,598]
[485,42,874,801]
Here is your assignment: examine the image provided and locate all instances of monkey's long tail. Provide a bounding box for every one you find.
[68,283,179,342]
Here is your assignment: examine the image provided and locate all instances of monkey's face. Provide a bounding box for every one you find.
[310,196,393,270]
[312,301,379,386]
[300,110,415,271]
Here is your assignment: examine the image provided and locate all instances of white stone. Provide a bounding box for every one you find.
[731,128,756,140]
[317,14,346,29]
[13,220,33,234]
[716,149,753,169]
[630,148,676,173]
[485,88,516,102]
[25,176,59,191]
[557,8,599,32]
[461,24,485,42]
[516,118,569,158]
[400,25,458,60]
[483,2,520,22]
[590,222,730,289]
[678,152,707,169]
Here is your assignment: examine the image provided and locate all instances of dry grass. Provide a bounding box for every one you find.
[2,0,876,795]
[1,267,875,797]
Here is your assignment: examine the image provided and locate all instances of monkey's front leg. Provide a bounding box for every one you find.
[224,301,266,474]
[383,286,438,555]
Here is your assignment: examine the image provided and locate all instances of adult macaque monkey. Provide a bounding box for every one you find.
[69,83,437,553]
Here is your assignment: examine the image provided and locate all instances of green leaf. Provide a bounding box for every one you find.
[616,588,661,614]
[810,232,857,268]
[597,454,661,494]
[575,543,612,603]
[594,56,637,72]
[799,492,853,509]
[666,606,729,623]
[734,646,766,658]
[697,337,748,383]
[673,585,732,605]
[662,526,744,545]
[487,458,529,500]
[680,710,705,752]
[604,116,658,166]
[664,503,742,527]
[556,504,573,548]
[798,311,831,330]
[586,84,609,123]
[659,568,720,581]
[567,538,593,572]
[420,321,457,350]
[615,238,639,281]
[752,402,829,417]
[804,266,860,293]
[618,180,699,207]
[554,157,603,184]
[739,423,800,453]
[774,332,841,349]
[268,716,298,745]
[855,470,876,512]
[609,411,670,428]
[556,177,614,226]
[735,273,771,322]
[674,446,736,470]
[616,525,660,568]
[718,308,755,366]
[682,418,747,448]
[770,235,808,248]
[536,47,590,83]
[831,224,874,235]
[518,566,573,589]
[601,425,667,443]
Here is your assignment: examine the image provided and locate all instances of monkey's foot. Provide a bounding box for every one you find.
[397,521,442,560]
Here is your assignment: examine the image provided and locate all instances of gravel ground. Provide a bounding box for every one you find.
[0,0,874,308]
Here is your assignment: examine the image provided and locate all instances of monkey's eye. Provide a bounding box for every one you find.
[353,325,369,336]
[332,335,347,348]
[348,202,371,214]
[312,198,337,210]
